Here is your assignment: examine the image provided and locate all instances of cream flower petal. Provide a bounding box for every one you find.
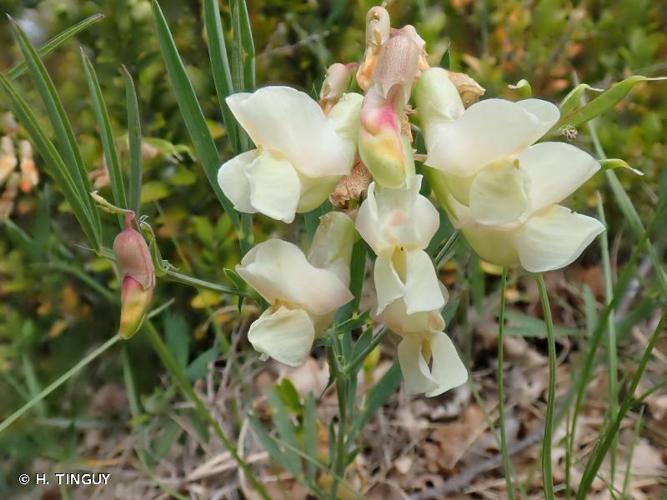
[356,176,439,254]
[217,150,258,214]
[520,142,600,215]
[247,307,315,367]
[327,92,363,143]
[514,205,605,272]
[374,253,405,315]
[373,291,446,336]
[397,335,438,395]
[468,160,530,225]
[227,87,353,177]
[373,249,444,316]
[426,331,469,397]
[403,249,446,314]
[307,212,356,286]
[461,225,520,267]
[425,98,559,177]
[516,99,560,136]
[237,239,353,316]
[245,152,301,223]
[296,173,339,213]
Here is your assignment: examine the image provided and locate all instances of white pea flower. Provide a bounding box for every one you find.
[355,175,467,396]
[236,213,354,366]
[414,67,605,272]
[355,175,443,316]
[398,330,468,397]
[218,87,362,223]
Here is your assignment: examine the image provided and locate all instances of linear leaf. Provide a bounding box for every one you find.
[548,75,667,135]
[151,0,240,230]
[267,389,303,479]
[203,0,240,153]
[0,73,101,248]
[9,18,100,238]
[122,66,143,214]
[7,13,104,80]
[230,0,255,91]
[303,394,318,487]
[347,361,401,444]
[81,51,128,220]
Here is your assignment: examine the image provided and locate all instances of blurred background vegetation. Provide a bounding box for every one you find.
[0,0,665,495]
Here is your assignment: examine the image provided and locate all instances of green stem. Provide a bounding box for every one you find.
[343,328,388,375]
[164,268,252,298]
[596,192,618,480]
[536,274,556,499]
[0,334,122,435]
[143,321,269,499]
[576,311,667,497]
[497,268,516,499]
[331,334,349,499]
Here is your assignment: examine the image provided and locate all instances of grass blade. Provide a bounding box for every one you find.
[122,66,143,215]
[0,73,101,248]
[576,311,667,497]
[497,268,516,499]
[143,321,269,499]
[203,0,240,154]
[0,335,121,435]
[6,13,104,80]
[81,51,128,219]
[303,394,318,487]
[9,18,101,239]
[536,274,556,499]
[151,0,241,231]
[230,0,255,91]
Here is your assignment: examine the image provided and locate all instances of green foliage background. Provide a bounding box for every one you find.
[0,0,665,494]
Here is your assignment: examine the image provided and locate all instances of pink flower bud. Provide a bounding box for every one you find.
[113,213,155,338]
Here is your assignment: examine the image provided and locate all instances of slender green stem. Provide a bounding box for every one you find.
[536,274,556,499]
[163,268,251,297]
[331,334,349,500]
[596,192,618,479]
[343,328,388,375]
[576,311,667,497]
[143,320,269,499]
[0,334,121,435]
[497,268,516,499]
[434,230,460,265]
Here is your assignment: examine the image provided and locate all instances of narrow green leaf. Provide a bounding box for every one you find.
[267,389,303,478]
[558,83,603,117]
[303,394,318,487]
[154,419,182,460]
[248,415,290,469]
[164,314,190,369]
[230,0,255,91]
[0,73,101,248]
[0,335,121,435]
[122,66,144,215]
[203,0,240,153]
[6,14,104,80]
[81,51,128,219]
[9,19,101,239]
[549,75,667,135]
[151,0,241,231]
[600,158,643,176]
[347,361,401,443]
